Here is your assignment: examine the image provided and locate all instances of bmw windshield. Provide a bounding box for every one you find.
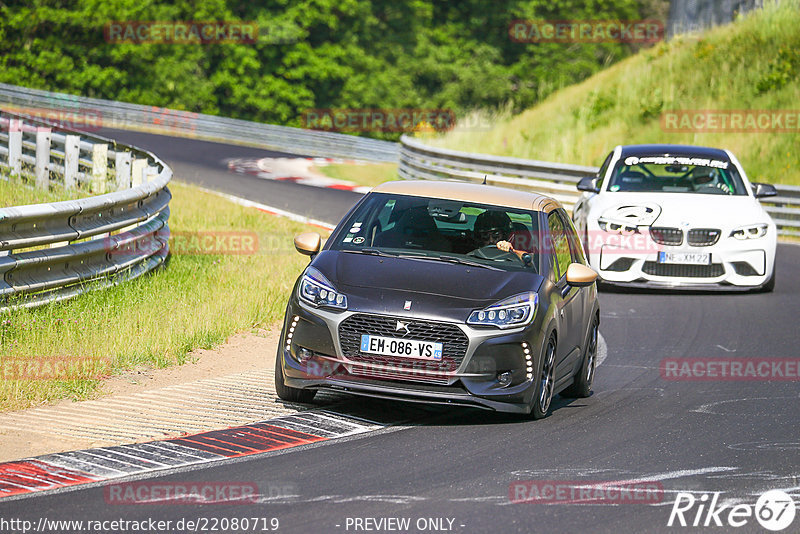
[607,155,748,195]
[328,193,542,273]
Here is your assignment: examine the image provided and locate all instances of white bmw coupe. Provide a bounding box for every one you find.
[572,144,777,291]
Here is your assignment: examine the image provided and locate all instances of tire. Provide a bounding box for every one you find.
[760,267,776,293]
[530,334,557,420]
[274,348,317,403]
[561,314,599,398]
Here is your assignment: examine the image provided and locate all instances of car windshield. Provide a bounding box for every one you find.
[328,193,542,273]
[607,155,747,195]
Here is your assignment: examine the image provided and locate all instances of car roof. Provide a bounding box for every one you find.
[371,180,561,213]
[618,144,730,159]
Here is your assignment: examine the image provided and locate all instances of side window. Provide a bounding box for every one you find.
[547,212,572,280]
[559,210,586,263]
[596,151,613,191]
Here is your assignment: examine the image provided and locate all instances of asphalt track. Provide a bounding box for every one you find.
[3,130,799,533]
[97,128,363,224]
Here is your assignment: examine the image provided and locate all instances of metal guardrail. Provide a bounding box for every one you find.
[399,135,800,238]
[0,82,399,163]
[0,111,172,312]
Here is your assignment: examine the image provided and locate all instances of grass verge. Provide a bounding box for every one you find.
[313,162,398,188]
[0,180,325,412]
[0,172,92,206]
[432,0,800,185]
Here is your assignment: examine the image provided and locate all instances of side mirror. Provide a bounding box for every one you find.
[294,232,321,256]
[577,176,600,193]
[565,263,598,287]
[752,183,778,198]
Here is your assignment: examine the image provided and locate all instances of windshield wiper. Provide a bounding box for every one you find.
[436,255,503,271]
[394,253,503,271]
[342,248,397,257]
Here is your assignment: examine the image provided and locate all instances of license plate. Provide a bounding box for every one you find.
[360,335,443,361]
[658,251,710,265]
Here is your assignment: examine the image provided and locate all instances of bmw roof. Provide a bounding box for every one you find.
[617,144,730,159]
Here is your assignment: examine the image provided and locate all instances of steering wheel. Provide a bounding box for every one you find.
[467,245,523,263]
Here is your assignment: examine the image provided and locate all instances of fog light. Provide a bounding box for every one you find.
[497,371,513,386]
[297,347,313,362]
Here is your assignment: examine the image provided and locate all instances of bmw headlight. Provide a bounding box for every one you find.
[467,292,538,329]
[598,218,638,234]
[298,267,347,310]
[730,224,768,240]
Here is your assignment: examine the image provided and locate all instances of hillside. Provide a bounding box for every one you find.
[433,0,800,185]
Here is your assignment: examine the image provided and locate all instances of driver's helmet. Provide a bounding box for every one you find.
[690,166,718,185]
[474,210,512,245]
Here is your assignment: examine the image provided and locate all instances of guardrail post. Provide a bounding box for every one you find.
[115,151,132,190]
[131,158,147,187]
[91,143,108,194]
[8,119,22,177]
[64,134,80,189]
[35,127,51,189]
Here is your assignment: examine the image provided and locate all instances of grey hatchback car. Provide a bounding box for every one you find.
[276,181,600,418]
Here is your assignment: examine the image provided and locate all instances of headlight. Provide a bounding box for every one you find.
[467,292,538,329]
[298,267,347,310]
[730,224,768,240]
[598,218,638,234]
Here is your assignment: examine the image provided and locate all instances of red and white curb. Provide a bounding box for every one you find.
[227,157,372,194]
[0,411,379,501]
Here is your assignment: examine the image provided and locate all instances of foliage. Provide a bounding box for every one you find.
[433,0,800,185]
[0,0,667,140]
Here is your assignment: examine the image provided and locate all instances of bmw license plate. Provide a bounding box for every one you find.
[360,335,443,361]
[658,251,710,265]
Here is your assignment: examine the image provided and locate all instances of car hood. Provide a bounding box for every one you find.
[309,251,544,322]
[591,192,771,229]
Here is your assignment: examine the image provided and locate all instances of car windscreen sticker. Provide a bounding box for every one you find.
[624,156,729,169]
[343,235,354,243]
[353,236,365,244]
[349,222,362,233]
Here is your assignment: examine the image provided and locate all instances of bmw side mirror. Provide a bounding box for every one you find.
[565,263,598,287]
[294,232,321,256]
[752,183,777,198]
[577,176,600,193]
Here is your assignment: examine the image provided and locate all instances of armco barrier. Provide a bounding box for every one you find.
[0,110,171,312]
[0,82,398,163]
[398,135,800,238]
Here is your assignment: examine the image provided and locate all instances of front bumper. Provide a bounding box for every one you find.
[279,299,544,414]
[590,238,775,289]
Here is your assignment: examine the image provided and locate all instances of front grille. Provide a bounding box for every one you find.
[650,227,683,246]
[687,228,721,247]
[643,262,725,278]
[339,314,469,379]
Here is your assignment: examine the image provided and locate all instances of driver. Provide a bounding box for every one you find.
[473,210,527,260]
[691,166,730,193]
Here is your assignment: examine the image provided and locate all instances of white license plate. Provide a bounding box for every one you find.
[360,335,443,361]
[658,251,710,265]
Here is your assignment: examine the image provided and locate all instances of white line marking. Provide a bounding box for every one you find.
[190,184,335,230]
